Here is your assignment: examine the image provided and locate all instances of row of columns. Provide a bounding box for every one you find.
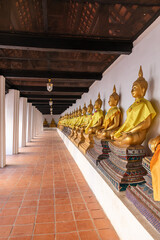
[0,76,43,167]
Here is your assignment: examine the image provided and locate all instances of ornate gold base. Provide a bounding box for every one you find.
[79,133,94,154]
[68,128,75,139]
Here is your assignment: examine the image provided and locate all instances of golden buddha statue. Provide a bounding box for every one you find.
[50,118,56,127]
[74,106,82,127]
[112,66,156,146]
[85,93,104,134]
[148,136,160,201]
[96,85,121,139]
[77,103,88,129]
[43,118,49,127]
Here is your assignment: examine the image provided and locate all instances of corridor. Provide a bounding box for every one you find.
[0,130,119,240]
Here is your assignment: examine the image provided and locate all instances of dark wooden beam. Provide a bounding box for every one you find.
[23,94,81,100]
[0,69,102,80]
[59,0,160,6]
[16,86,89,93]
[28,99,76,104]
[0,32,133,54]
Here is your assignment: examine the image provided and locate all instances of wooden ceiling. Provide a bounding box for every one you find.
[0,0,160,114]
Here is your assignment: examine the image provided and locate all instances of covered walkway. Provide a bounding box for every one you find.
[0,130,119,240]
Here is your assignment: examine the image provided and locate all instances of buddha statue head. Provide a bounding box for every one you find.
[94,93,102,110]
[82,103,87,115]
[108,85,120,107]
[87,100,93,115]
[131,66,148,99]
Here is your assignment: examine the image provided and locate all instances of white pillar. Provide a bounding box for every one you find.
[0,76,6,167]
[5,89,20,155]
[36,110,43,135]
[26,103,32,142]
[31,106,36,138]
[19,97,27,148]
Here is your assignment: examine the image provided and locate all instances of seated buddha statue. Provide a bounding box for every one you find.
[43,118,48,127]
[77,100,94,132]
[50,118,56,127]
[112,66,156,147]
[85,93,104,134]
[148,136,160,201]
[96,85,121,139]
[76,104,87,129]
[74,106,82,128]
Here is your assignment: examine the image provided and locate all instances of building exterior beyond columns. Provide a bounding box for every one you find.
[5,89,20,155]
[0,76,6,167]
[19,97,27,148]
[26,103,32,142]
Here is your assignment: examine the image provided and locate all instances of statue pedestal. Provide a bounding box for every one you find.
[79,133,94,154]
[68,128,75,139]
[126,156,160,233]
[86,137,111,165]
[72,129,78,143]
[74,130,83,147]
[99,142,147,191]
[63,127,71,137]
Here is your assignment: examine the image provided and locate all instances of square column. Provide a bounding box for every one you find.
[0,76,6,167]
[5,89,20,155]
[26,103,32,142]
[31,106,36,139]
[19,97,27,148]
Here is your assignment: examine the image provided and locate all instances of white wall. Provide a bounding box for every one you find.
[43,114,60,124]
[62,17,160,154]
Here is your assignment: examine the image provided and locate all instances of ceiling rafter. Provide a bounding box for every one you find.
[0,32,133,54]
[1,69,102,80]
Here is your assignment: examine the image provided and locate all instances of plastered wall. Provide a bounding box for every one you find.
[63,17,160,154]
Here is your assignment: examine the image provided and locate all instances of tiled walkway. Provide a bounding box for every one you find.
[0,130,119,240]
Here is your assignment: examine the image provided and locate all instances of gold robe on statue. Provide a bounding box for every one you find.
[85,109,104,134]
[103,106,121,129]
[150,145,160,201]
[114,98,156,138]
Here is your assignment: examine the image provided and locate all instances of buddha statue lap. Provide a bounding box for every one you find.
[96,85,121,140]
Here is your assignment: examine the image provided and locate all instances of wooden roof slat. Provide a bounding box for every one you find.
[1,69,102,80]
[0,32,133,54]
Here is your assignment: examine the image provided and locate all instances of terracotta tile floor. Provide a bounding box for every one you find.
[0,130,119,240]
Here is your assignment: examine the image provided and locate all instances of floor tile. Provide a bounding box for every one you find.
[56,232,79,240]
[76,219,94,231]
[10,224,34,237]
[34,223,55,234]
[98,228,120,240]
[79,230,99,240]
[56,212,74,222]
[56,221,77,233]
[74,210,91,220]
[0,215,16,225]
[33,235,55,240]
[15,214,35,225]
[0,225,13,237]
[36,213,55,223]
